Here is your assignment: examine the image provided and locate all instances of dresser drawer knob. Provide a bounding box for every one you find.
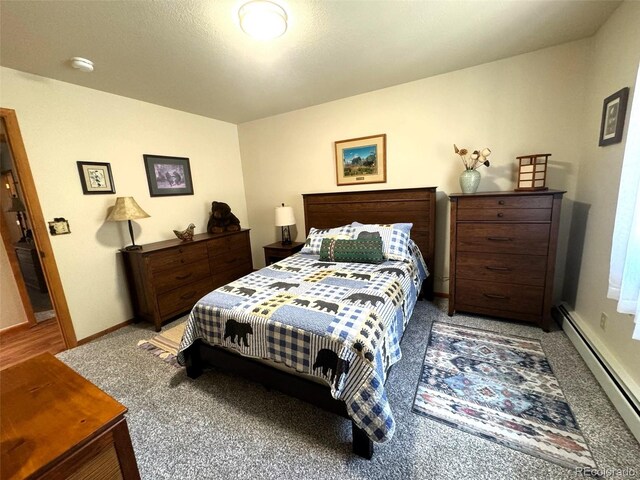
[497,212,504,218]
[483,293,509,300]
[175,272,192,280]
[498,200,505,205]
[485,266,511,271]
[179,248,184,253]
[180,291,196,300]
[487,236,512,242]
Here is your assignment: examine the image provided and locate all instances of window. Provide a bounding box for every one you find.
[608,64,640,340]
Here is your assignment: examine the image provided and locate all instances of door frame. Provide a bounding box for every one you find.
[0,108,77,348]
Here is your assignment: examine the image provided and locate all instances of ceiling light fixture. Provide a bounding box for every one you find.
[70,57,94,72]
[239,0,287,40]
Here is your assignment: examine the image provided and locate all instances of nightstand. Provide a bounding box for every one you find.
[263,241,304,265]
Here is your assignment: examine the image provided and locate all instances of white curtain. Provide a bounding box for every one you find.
[608,64,640,341]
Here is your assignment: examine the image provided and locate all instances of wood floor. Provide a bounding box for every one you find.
[0,318,65,370]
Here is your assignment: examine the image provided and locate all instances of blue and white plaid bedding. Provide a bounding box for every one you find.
[177,240,428,443]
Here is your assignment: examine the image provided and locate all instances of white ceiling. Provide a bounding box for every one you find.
[0,0,621,124]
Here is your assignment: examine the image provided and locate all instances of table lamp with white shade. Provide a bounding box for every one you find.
[275,203,295,245]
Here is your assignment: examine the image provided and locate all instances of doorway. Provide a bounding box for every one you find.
[0,108,76,369]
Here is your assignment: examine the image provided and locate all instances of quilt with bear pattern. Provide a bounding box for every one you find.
[177,240,428,443]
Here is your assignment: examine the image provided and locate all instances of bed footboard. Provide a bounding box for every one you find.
[182,340,374,458]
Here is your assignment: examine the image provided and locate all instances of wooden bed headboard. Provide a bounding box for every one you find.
[302,187,436,298]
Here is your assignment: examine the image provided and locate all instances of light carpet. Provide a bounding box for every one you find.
[413,322,596,470]
[56,300,640,479]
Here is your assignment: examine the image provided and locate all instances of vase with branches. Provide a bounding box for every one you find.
[454,144,492,193]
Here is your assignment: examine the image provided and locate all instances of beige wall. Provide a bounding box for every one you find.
[0,67,248,340]
[0,240,28,329]
[567,1,640,392]
[238,40,590,301]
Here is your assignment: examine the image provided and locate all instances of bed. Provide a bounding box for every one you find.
[178,187,436,458]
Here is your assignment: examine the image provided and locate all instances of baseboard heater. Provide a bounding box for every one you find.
[554,303,640,443]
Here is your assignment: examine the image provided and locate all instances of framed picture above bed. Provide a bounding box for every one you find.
[143,154,194,197]
[335,134,386,186]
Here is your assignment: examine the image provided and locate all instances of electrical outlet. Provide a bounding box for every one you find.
[600,312,608,331]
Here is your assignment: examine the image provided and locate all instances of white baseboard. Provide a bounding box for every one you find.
[557,303,640,443]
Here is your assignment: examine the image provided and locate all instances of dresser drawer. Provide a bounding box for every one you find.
[15,247,36,265]
[457,208,550,222]
[211,262,252,290]
[457,223,550,255]
[207,231,249,255]
[210,250,251,271]
[153,261,211,294]
[148,243,208,273]
[456,252,547,286]
[455,279,544,316]
[158,277,213,319]
[457,195,553,210]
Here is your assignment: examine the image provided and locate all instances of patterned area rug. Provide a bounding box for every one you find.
[412,322,596,470]
[137,321,186,367]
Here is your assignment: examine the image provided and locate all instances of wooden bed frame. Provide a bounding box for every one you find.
[184,187,437,458]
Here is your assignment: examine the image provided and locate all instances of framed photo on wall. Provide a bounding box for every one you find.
[335,134,387,186]
[599,87,629,146]
[143,154,194,197]
[77,161,115,194]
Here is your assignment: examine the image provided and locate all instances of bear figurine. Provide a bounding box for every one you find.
[207,201,241,234]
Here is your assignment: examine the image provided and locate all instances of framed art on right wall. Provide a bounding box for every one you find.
[599,87,630,146]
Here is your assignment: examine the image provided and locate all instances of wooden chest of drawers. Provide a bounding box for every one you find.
[121,230,252,331]
[15,243,48,293]
[1,353,140,480]
[448,190,564,330]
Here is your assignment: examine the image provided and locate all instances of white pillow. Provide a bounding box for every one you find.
[301,225,355,255]
[350,222,413,262]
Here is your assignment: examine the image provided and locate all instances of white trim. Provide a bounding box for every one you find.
[558,303,640,443]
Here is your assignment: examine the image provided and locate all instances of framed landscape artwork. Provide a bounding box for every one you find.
[143,154,194,197]
[77,161,115,194]
[599,87,629,146]
[335,134,387,186]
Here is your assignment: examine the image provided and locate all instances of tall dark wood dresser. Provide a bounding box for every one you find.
[448,190,564,330]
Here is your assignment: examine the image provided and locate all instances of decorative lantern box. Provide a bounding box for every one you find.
[515,153,550,191]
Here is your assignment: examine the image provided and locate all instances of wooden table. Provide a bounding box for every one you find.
[0,353,140,479]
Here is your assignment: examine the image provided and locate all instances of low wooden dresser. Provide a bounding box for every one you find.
[448,190,564,330]
[121,229,252,331]
[0,353,140,480]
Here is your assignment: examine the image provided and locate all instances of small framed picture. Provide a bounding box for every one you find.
[76,161,115,194]
[335,134,386,186]
[143,154,194,197]
[599,87,629,147]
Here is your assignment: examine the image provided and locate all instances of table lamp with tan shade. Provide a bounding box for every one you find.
[106,197,150,250]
